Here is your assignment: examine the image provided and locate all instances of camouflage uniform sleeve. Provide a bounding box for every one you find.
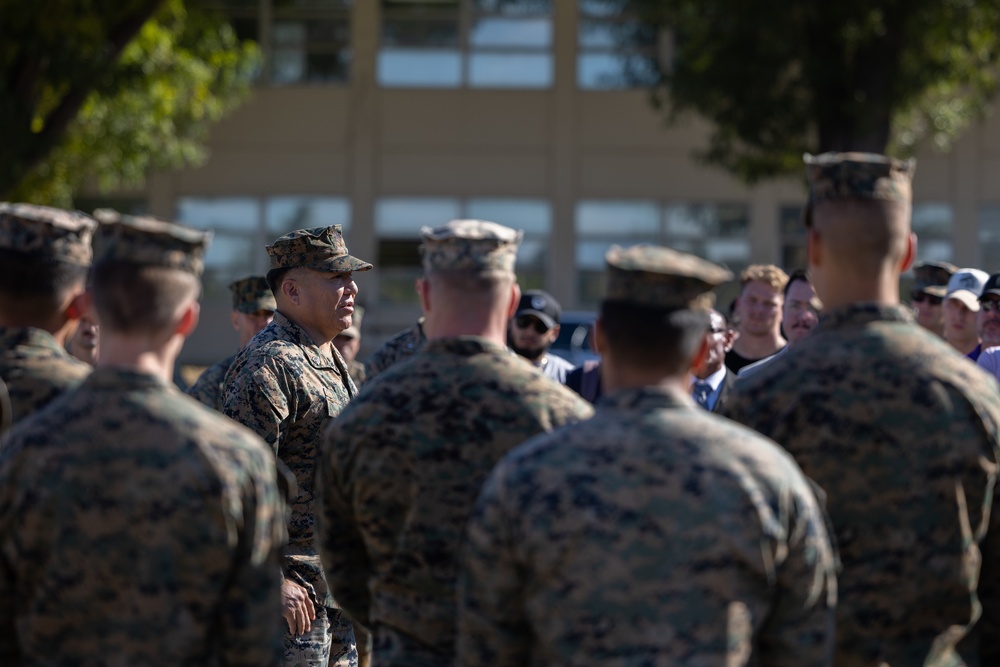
[316,418,373,626]
[222,362,289,451]
[457,465,531,667]
[218,445,288,666]
[756,478,837,667]
[0,453,18,664]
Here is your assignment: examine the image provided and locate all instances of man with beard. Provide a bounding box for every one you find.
[690,308,738,412]
[738,270,821,380]
[725,264,788,373]
[507,289,575,383]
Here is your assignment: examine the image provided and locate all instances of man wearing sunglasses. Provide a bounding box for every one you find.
[507,289,575,383]
[910,261,957,337]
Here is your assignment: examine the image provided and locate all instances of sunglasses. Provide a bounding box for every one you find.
[981,299,1000,313]
[515,315,550,334]
[910,291,942,306]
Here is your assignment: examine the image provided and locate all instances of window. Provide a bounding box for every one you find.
[980,207,1000,273]
[911,203,953,264]
[209,0,352,84]
[375,197,551,304]
[779,205,807,271]
[578,0,663,89]
[575,200,750,305]
[176,196,351,297]
[379,0,553,88]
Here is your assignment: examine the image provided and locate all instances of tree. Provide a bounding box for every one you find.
[0,0,260,205]
[602,0,1000,183]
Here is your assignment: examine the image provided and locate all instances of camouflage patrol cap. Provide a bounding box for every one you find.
[93,209,212,276]
[913,261,957,298]
[266,225,372,273]
[605,244,733,310]
[420,219,523,273]
[229,275,276,314]
[803,152,915,226]
[338,304,364,340]
[0,203,97,265]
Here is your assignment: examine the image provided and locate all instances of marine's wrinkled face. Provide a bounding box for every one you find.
[736,280,782,337]
[292,268,358,343]
[783,280,820,345]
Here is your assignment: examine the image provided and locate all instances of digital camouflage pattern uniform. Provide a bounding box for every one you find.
[222,225,372,667]
[0,211,289,665]
[317,220,595,667]
[0,376,9,437]
[724,153,1000,666]
[364,318,426,380]
[188,276,276,410]
[187,352,237,411]
[458,244,836,667]
[0,203,96,426]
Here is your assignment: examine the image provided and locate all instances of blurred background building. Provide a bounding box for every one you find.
[79,0,1000,363]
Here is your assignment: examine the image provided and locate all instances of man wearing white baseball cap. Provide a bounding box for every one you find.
[943,268,990,360]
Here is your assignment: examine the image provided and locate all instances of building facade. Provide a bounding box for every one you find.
[99,1,1000,363]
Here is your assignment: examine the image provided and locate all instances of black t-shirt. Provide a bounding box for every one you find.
[726,348,779,374]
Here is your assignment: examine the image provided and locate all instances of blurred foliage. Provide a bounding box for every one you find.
[1,0,260,206]
[591,0,1000,183]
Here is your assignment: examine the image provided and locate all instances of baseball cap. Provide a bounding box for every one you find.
[515,290,561,330]
[980,273,1000,301]
[944,269,988,312]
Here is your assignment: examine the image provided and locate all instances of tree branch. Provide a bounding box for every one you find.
[7,0,166,195]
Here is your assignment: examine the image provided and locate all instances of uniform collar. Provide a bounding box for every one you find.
[422,336,509,357]
[597,385,696,411]
[270,311,338,370]
[814,302,913,333]
[84,366,171,390]
[0,326,67,354]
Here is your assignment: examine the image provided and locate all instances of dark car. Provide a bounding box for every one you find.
[549,311,600,366]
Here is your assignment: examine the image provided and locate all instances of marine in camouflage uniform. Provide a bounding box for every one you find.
[457,244,837,667]
[317,219,594,667]
[723,153,1000,666]
[334,305,367,386]
[222,225,372,667]
[0,211,288,665]
[188,275,276,410]
[0,376,9,437]
[0,203,95,426]
[364,317,426,379]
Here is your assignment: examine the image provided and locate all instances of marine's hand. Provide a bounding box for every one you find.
[281,579,316,635]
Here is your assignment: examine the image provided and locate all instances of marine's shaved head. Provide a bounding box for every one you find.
[811,198,911,277]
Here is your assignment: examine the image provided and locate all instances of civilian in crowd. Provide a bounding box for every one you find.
[739,269,821,380]
[941,268,989,360]
[690,308,737,412]
[910,261,956,338]
[507,289,575,383]
[725,264,788,373]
